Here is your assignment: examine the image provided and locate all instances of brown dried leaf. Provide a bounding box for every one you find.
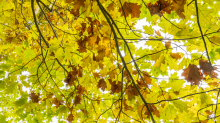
[29,92,40,103]
[107,2,115,11]
[123,99,133,111]
[97,78,107,91]
[145,104,160,118]
[147,0,186,19]
[199,59,218,78]
[95,47,106,62]
[76,85,84,95]
[81,109,88,115]
[119,2,141,18]
[78,66,83,77]
[142,72,152,84]
[132,70,138,75]
[109,79,122,94]
[64,71,77,86]
[93,72,101,79]
[126,85,138,100]
[199,59,215,72]
[66,0,85,9]
[205,110,213,115]
[147,0,172,17]
[67,113,73,123]
[182,64,203,85]
[77,37,87,52]
[74,95,81,106]
[52,98,63,108]
[123,71,131,82]
[172,0,186,19]
[137,104,160,119]
[67,0,86,16]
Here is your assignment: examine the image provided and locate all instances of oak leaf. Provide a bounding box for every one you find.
[119,2,141,18]
[182,64,203,85]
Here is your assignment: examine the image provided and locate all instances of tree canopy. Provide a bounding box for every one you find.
[1,0,220,122]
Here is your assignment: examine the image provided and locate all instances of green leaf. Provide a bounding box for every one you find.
[14,94,28,107]
[172,100,188,113]
[165,105,176,120]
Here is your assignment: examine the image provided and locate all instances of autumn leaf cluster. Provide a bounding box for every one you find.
[0,0,220,123]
